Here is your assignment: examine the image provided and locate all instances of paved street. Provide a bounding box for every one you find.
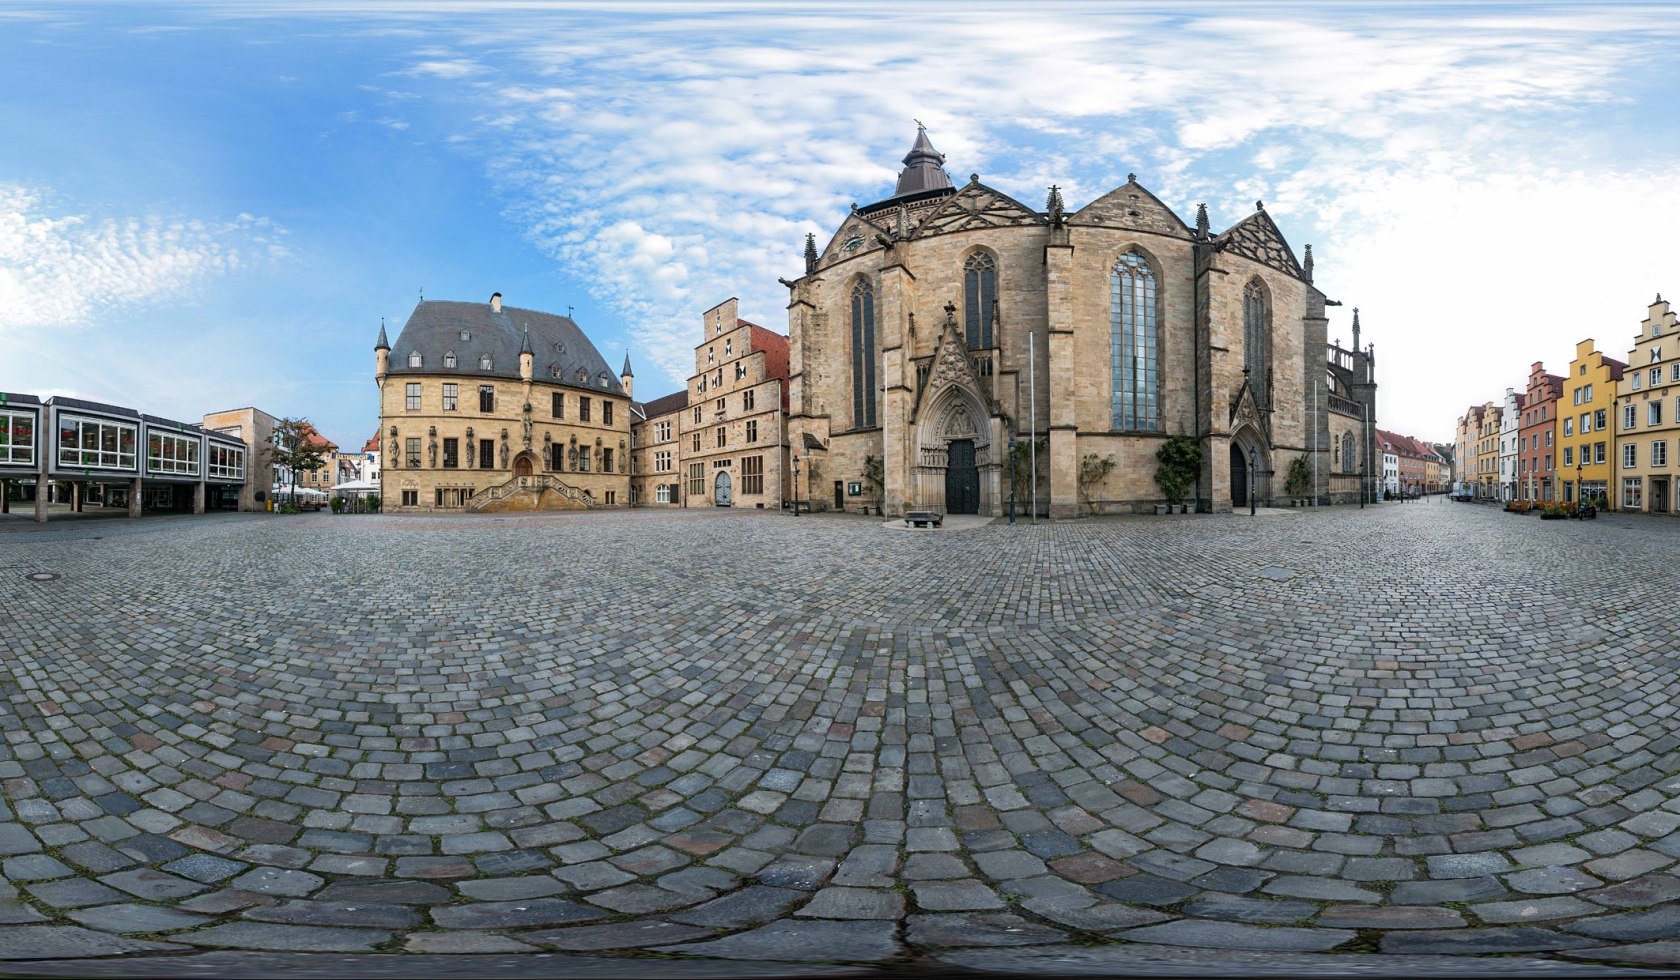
[1,503,1677,976]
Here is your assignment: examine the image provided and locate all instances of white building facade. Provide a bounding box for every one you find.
[1499,386,1521,501]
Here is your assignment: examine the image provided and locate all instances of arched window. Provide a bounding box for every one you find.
[1342,432,1356,474]
[851,278,877,428]
[1110,250,1159,431]
[408,350,422,368]
[444,351,457,369]
[478,354,492,371]
[964,251,997,349]
[1243,278,1269,404]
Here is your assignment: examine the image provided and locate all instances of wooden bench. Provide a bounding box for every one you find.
[904,511,944,528]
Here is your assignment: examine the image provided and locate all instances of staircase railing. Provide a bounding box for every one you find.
[466,474,595,511]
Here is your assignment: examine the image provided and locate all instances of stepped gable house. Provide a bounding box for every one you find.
[782,126,1376,516]
[375,293,631,511]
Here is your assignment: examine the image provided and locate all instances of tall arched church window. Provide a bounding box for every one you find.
[1110,251,1159,431]
[1342,432,1355,474]
[851,278,877,428]
[408,350,422,368]
[964,251,997,349]
[1243,278,1269,404]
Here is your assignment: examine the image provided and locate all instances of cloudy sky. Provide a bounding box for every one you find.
[3,2,1678,447]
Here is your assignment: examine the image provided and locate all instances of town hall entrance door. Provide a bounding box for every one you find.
[514,455,533,478]
[945,439,979,515]
[714,471,732,507]
[1230,444,1248,509]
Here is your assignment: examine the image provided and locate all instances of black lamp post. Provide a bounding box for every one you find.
[1008,436,1017,525]
[1248,446,1257,516]
[792,454,801,517]
[1359,456,1366,509]
[1575,457,1583,512]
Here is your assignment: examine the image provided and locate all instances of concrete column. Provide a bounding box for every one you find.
[128,478,142,518]
[71,481,82,513]
[193,481,206,515]
[34,468,47,522]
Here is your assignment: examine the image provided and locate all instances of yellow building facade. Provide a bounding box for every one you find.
[375,294,632,512]
[1558,338,1625,506]
[1614,297,1680,514]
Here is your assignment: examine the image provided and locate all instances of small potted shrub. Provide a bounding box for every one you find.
[1284,457,1312,507]
[1154,435,1202,514]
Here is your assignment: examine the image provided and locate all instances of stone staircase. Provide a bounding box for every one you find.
[466,474,595,513]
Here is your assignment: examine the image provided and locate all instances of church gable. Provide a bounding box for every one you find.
[1216,210,1306,280]
[1229,373,1272,445]
[914,305,991,420]
[816,211,890,269]
[1071,177,1191,237]
[913,179,1043,238]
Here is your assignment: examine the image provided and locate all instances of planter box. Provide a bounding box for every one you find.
[1154,504,1170,515]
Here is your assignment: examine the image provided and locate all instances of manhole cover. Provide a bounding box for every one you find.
[25,572,59,582]
[1255,566,1297,581]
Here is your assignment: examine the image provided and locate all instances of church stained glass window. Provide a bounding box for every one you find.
[1244,278,1269,405]
[964,251,997,349]
[1110,251,1159,431]
[851,278,877,428]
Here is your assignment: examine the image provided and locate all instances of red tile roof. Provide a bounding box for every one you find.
[748,324,790,410]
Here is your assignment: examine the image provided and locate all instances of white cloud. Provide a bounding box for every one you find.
[165,1,1678,435]
[0,184,285,333]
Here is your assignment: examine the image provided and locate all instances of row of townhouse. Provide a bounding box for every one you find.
[1454,295,1680,512]
[1373,430,1451,496]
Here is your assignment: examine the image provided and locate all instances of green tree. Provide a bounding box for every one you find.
[1284,456,1312,499]
[272,418,327,506]
[1153,434,1202,506]
[862,454,885,513]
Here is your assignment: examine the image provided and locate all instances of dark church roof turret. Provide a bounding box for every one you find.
[892,124,954,198]
[519,325,533,356]
[621,352,633,377]
[375,317,389,351]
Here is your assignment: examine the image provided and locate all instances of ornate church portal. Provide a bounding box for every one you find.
[912,309,1001,515]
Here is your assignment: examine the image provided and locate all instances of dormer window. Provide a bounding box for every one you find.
[577,369,588,383]
[549,363,561,379]
[479,354,492,371]
[408,350,422,368]
[554,342,565,354]
[444,351,457,369]
[599,373,609,387]
[460,330,471,341]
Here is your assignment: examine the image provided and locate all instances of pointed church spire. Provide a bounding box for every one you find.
[1195,203,1209,239]
[375,317,389,351]
[1046,185,1065,227]
[519,324,533,356]
[892,123,953,198]
[621,352,633,377]
[803,232,818,273]
[1302,244,1314,283]
[1352,307,1361,352]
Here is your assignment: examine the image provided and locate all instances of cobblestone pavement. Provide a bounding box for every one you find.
[2,503,1678,975]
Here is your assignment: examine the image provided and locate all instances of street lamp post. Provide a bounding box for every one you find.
[792,454,801,517]
[1248,446,1257,517]
[1575,457,1583,515]
[1008,436,1017,525]
[1359,457,1366,509]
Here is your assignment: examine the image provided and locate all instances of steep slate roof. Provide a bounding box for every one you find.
[894,126,954,198]
[641,390,689,420]
[386,299,625,396]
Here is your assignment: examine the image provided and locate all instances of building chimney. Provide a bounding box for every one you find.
[491,292,503,313]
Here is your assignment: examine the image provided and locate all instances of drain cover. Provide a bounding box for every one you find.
[25,572,59,582]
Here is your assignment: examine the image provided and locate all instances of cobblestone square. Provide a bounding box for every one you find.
[1,504,1677,974]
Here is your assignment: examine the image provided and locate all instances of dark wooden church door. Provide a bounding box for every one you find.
[945,439,979,514]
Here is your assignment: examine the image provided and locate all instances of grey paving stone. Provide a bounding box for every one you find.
[523,919,714,951]
[906,912,1069,947]
[1381,926,1605,955]
[659,919,901,961]
[1564,905,1680,942]
[66,904,212,934]
[796,886,904,919]
[669,885,805,928]
[0,926,184,960]
[431,898,605,929]
[1117,919,1356,952]
[183,922,392,952]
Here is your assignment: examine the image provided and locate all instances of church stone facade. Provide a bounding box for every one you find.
[783,128,1377,517]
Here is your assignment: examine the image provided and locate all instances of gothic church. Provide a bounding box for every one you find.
[783,127,1378,516]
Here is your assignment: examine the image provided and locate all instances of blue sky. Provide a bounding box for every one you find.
[3,2,1679,447]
